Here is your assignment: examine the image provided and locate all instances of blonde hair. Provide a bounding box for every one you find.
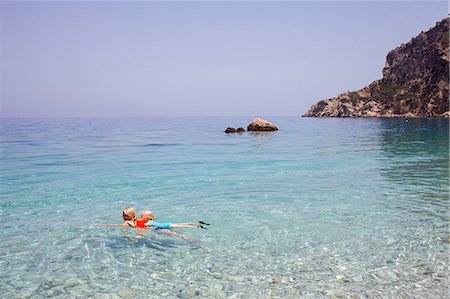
[122,207,136,221]
[140,210,154,220]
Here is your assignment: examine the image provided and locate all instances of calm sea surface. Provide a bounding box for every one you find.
[0,117,448,298]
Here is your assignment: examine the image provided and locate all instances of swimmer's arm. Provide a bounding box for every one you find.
[126,221,136,227]
[91,222,134,227]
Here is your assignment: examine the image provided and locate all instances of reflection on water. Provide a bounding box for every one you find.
[248,131,279,150]
[378,119,449,220]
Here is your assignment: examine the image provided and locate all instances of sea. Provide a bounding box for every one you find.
[0,117,448,298]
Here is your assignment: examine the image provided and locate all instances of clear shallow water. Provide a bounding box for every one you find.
[0,117,448,298]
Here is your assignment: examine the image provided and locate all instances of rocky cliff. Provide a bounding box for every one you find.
[303,17,449,117]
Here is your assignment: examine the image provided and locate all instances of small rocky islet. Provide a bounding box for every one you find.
[224,127,245,133]
[225,118,278,133]
[303,17,449,118]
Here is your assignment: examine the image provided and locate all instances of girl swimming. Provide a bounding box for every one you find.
[137,210,209,230]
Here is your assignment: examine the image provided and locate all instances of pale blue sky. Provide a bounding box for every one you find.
[1,1,447,117]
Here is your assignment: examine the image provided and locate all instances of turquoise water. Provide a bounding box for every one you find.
[1,117,448,298]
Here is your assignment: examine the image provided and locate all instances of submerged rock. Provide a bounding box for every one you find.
[116,288,137,298]
[173,287,199,298]
[64,278,82,288]
[268,274,282,284]
[227,275,246,283]
[247,118,278,131]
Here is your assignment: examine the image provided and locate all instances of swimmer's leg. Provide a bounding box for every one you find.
[170,223,207,229]
[124,236,138,243]
[156,228,191,240]
[134,228,148,237]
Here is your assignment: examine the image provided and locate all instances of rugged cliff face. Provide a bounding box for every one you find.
[303,17,449,117]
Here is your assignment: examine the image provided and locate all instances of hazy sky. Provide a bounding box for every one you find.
[1,1,447,117]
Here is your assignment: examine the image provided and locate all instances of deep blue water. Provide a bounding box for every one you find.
[0,117,448,298]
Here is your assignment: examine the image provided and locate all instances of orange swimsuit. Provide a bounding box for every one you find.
[135,218,148,228]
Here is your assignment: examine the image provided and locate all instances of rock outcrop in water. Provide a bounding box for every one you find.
[225,118,278,132]
[225,127,245,133]
[303,17,449,118]
[247,118,278,131]
[225,127,236,133]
